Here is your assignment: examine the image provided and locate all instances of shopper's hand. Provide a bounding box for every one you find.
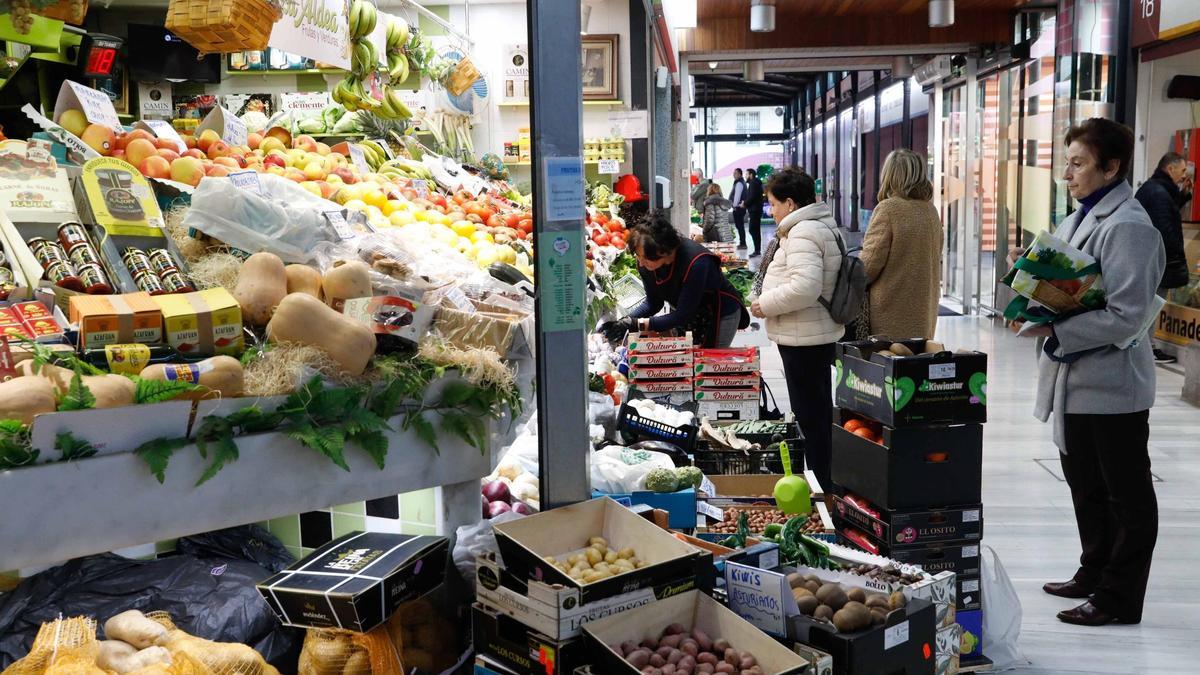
[750,300,765,318]
[599,317,636,342]
[1010,320,1052,338]
[1181,176,1194,194]
[1007,246,1027,267]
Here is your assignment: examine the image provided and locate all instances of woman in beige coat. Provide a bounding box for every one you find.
[860,149,943,339]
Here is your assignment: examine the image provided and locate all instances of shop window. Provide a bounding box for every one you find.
[736,111,760,144]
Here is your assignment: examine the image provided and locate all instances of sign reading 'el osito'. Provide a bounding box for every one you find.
[269,0,350,70]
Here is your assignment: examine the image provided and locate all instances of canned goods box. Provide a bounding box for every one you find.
[68,292,163,348]
[152,288,244,356]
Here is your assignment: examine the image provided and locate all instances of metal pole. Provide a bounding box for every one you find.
[628,0,653,202]
[834,74,842,223]
[902,76,912,149]
[850,71,860,232]
[529,0,589,509]
[873,70,882,212]
[961,58,979,315]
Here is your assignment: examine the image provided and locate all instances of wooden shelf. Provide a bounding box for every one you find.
[498,100,624,108]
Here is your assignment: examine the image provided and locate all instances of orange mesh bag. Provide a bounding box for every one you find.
[1,617,100,675]
[144,612,276,675]
[297,627,403,675]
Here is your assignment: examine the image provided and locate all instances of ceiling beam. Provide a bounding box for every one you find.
[684,43,974,62]
[696,74,799,97]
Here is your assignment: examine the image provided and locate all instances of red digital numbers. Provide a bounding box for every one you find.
[86,47,116,76]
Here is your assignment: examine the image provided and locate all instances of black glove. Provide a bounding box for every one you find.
[599,317,636,343]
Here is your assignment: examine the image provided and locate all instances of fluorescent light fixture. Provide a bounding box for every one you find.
[665,0,697,29]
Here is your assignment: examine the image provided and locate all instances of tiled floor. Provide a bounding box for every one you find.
[732,313,1200,673]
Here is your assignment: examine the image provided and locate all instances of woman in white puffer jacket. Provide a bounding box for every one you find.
[749,167,843,487]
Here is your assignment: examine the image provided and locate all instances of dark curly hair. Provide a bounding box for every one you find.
[626,210,681,261]
[765,167,817,208]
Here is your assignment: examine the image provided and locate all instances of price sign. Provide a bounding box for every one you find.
[411,179,429,199]
[348,144,371,174]
[141,120,187,153]
[229,171,264,196]
[598,159,620,174]
[696,501,724,522]
[220,110,248,146]
[64,81,122,132]
[323,210,355,240]
[724,563,791,636]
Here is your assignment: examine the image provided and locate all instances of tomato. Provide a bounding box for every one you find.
[610,235,625,249]
[486,214,503,228]
[518,219,533,233]
[595,213,609,225]
[504,213,521,228]
[606,220,624,233]
[594,233,611,246]
[516,229,528,240]
[602,373,616,394]
[430,193,447,208]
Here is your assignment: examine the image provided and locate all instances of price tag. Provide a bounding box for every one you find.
[724,563,791,637]
[142,120,188,153]
[65,81,122,132]
[0,340,16,382]
[884,621,910,650]
[229,171,264,195]
[598,159,620,174]
[963,509,980,523]
[348,144,371,174]
[962,545,979,558]
[696,501,724,522]
[220,110,248,146]
[699,475,717,498]
[929,362,956,380]
[441,286,476,313]
[371,138,395,159]
[323,210,355,240]
[411,179,430,199]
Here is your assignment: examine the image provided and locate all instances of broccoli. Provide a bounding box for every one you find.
[644,467,680,493]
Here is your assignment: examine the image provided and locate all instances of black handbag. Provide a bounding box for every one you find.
[759,377,783,420]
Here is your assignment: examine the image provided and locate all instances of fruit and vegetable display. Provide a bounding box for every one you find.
[706,507,788,535]
[481,459,540,517]
[786,575,908,632]
[611,624,764,675]
[543,536,649,583]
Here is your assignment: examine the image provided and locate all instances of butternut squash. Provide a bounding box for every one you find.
[0,375,57,424]
[234,252,288,326]
[17,361,136,409]
[17,360,72,391]
[285,264,323,298]
[140,356,244,401]
[266,292,376,375]
[322,260,372,312]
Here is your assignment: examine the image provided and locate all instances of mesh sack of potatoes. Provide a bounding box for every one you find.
[296,627,402,675]
[1,617,100,675]
[142,612,278,675]
[383,597,463,674]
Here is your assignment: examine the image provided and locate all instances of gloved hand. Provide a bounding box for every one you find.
[599,317,636,343]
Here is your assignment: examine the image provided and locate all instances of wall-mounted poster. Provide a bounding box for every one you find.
[502,44,529,103]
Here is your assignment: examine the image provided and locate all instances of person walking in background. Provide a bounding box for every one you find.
[748,168,844,488]
[700,184,734,243]
[1012,118,1162,627]
[691,170,712,214]
[860,149,943,339]
[745,168,765,257]
[731,168,748,249]
[1135,151,1194,364]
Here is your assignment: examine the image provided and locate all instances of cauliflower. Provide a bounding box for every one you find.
[675,466,703,489]
[644,467,680,493]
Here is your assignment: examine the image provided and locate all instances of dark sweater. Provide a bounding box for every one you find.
[1135,170,1192,288]
[630,240,744,345]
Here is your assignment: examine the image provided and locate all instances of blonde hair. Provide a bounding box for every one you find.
[706,183,723,197]
[878,149,933,202]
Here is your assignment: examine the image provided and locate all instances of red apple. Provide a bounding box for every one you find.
[181,134,197,149]
[332,167,358,184]
[183,149,205,160]
[262,154,287,170]
[205,164,231,177]
[206,140,231,159]
[196,129,221,153]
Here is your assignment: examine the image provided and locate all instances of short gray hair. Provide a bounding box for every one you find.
[1158,152,1186,172]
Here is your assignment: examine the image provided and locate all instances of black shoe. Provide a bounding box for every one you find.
[1057,601,1127,626]
[1043,579,1094,599]
[749,251,761,258]
[1153,349,1177,364]
[737,244,747,250]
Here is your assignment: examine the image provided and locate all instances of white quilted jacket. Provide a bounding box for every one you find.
[757,202,844,346]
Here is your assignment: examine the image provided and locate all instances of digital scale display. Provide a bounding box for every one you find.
[80,34,123,78]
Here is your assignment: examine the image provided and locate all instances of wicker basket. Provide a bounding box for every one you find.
[39,0,89,25]
[165,0,282,54]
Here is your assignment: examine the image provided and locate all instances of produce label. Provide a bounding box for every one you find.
[724,562,794,637]
[883,620,910,650]
[229,171,265,196]
[163,361,212,384]
[102,344,152,375]
[138,120,187,154]
[268,0,351,70]
[348,144,371,174]
[597,159,620,174]
[323,210,355,240]
[57,80,122,132]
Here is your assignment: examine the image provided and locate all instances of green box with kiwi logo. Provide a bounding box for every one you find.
[835,339,987,427]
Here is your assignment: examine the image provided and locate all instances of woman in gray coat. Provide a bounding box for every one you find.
[699,183,733,243]
[1012,118,1163,627]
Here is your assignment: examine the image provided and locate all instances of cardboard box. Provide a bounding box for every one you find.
[78,156,167,231]
[628,364,693,380]
[694,386,760,401]
[473,656,520,675]
[475,553,702,640]
[590,488,696,529]
[0,139,79,225]
[787,596,936,675]
[153,288,244,356]
[492,497,709,606]
[935,623,962,675]
[68,292,163,348]
[831,411,983,510]
[582,590,809,674]
[12,301,65,342]
[955,609,981,659]
[29,400,194,461]
[835,340,987,427]
[694,373,761,389]
[699,473,827,504]
[1155,299,1200,347]
[792,643,834,675]
[838,536,980,578]
[956,575,981,611]
[471,603,585,675]
[626,331,692,353]
[693,347,760,374]
[257,532,448,632]
[832,496,984,549]
[697,398,758,421]
[631,378,693,394]
[626,349,693,367]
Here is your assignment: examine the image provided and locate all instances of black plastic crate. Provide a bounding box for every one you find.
[692,441,801,475]
[710,420,801,447]
[617,392,699,451]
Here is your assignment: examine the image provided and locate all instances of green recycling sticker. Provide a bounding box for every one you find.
[537,229,585,333]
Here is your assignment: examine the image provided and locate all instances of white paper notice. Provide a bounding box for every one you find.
[598,159,620,174]
[142,120,187,153]
[608,110,649,139]
[269,0,351,70]
[348,144,370,174]
[66,81,122,131]
[323,210,355,240]
[220,110,248,146]
[543,156,585,222]
[724,563,789,637]
[884,621,911,650]
[411,179,429,199]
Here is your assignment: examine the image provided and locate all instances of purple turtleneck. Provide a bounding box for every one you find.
[1076,180,1121,219]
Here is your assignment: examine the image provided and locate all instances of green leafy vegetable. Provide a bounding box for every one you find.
[133,377,201,405]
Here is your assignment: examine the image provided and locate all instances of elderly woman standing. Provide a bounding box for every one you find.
[859,149,942,338]
[700,184,734,242]
[1013,118,1163,627]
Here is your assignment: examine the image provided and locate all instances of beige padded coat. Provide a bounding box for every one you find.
[859,197,943,339]
[756,202,844,346]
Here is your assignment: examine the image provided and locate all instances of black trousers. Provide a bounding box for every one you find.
[748,205,763,253]
[1060,410,1157,622]
[777,342,835,490]
[733,208,747,247]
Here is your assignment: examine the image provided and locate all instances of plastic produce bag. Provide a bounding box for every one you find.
[590,444,676,493]
[182,173,351,263]
[980,545,1028,670]
[0,525,301,671]
[452,511,524,586]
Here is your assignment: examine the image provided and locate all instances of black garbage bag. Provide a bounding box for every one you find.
[0,525,302,671]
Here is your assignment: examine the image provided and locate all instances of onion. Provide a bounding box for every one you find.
[482,480,511,504]
[482,494,489,518]
[511,501,536,516]
[488,501,512,518]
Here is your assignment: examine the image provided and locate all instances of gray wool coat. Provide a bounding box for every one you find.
[1033,180,1165,450]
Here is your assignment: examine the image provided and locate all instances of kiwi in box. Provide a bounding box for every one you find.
[492,497,712,606]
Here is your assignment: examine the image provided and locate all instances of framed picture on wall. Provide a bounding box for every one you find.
[581,34,618,101]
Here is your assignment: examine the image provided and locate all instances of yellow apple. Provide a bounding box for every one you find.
[58,109,88,137]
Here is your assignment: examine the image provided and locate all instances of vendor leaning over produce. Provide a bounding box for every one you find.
[1010,118,1163,628]
[606,212,749,348]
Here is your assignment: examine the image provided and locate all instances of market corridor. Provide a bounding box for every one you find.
[734,316,1200,673]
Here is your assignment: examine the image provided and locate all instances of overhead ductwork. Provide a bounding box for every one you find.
[929,0,954,28]
[751,0,776,33]
[743,61,765,82]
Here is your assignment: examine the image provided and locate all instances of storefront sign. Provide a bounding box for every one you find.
[502,44,529,103]
[137,82,173,120]
[1132,0,1200,47]
[280,92,332,116]
[269,0,351,70]
[1155,301,1200,346]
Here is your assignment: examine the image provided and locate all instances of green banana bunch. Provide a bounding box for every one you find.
[386,17,409,53]
[356,142,385,170]
[375,86,413,120]
[382,158,433,180]
[348,0,378,40]
[387,51,410,82]
[351,40,379,78]
[360,139,389,165]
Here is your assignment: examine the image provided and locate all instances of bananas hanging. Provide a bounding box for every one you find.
[347,0,378,40]
[335,3,413,120]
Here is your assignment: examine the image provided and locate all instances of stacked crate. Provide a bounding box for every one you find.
[828,338,988,672]
[623,331,694,406]
[692,347,760,421]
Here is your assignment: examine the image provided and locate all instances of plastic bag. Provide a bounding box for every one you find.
[590,444,676,493]
[0,526,301,671]
[182,173,349,263]
[451,511,524,586]
[980,545,1028,669]
[297,627,401,675]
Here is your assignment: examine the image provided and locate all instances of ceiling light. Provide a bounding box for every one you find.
[744,61,765,82]
[751,0,776,33]
[708,61,719,70]
[929,0,954,28]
